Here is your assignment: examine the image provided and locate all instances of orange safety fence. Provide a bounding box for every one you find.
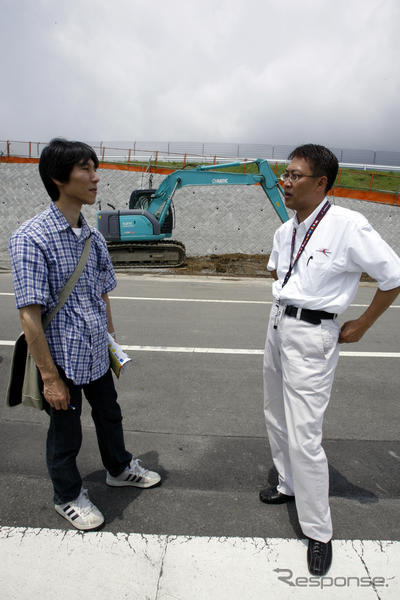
[1,155,399,207]
[0,154,177,174]
[0,156,40,165]
[329,186,400,206]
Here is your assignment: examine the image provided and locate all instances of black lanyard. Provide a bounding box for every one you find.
[282,200,331,288]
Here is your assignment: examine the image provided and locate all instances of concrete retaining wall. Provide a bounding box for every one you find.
[1,163,399,269]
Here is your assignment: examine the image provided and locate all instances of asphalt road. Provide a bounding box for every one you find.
[0,272,399,541]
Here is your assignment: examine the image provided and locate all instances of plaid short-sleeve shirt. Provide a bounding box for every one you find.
[9,202,117,385]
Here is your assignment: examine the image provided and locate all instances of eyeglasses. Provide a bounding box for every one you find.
[280,171,318,184]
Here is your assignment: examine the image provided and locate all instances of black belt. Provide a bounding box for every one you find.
[285,305,337,325]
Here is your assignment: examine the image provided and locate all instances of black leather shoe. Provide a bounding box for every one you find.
[307,538,332,576]
[259,487,295,504]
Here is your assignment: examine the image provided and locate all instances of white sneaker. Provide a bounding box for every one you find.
[106,458,161,488]
[55,488,104,531]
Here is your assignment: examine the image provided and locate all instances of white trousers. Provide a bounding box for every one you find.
[263,309,340,542]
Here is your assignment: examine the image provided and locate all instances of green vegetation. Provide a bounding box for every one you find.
[336,169,399,193]
[107,158,399,195]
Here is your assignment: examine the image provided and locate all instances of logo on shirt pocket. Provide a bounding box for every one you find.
[313,248,332,265]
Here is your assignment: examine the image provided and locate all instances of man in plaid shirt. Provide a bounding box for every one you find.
[9,138,161,531]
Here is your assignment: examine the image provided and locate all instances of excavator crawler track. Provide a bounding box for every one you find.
[107,240,186,268]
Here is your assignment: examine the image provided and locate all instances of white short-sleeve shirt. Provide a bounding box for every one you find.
[268,198,400,314]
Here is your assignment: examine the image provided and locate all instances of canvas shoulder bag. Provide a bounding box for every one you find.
[6,234,92,410]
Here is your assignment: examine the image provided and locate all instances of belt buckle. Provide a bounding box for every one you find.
[296,307,302,320]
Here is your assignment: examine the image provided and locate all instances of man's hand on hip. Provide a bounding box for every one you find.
[339,286,400,344]
[339,319,368,343]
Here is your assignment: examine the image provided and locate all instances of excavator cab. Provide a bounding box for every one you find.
[129,189,174,234]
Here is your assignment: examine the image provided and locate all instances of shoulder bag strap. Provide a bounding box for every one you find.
[42,234,92,331]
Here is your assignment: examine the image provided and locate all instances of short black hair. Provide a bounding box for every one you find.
[288,144,339,192]
[39,138,99,200]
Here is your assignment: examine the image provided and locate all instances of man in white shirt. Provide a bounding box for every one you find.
[260,144,400,576]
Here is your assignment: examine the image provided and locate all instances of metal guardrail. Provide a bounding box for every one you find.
[1,139,400,171]
[1,139,399,199]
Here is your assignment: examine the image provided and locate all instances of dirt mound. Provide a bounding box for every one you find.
[175,253,271,277]
[115,252,375,281]
[175,253,374,280]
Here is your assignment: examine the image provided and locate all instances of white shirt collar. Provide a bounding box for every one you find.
[295,197,329,230]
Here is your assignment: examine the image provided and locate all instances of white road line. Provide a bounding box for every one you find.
[0,339,399,358]
[1,291,399,308]
[352,303,400,308]
[339,351,400,358]
[110,297,400,309]
[0,292,268,304]
[112,295,270,304]
[122,346,400,358]
[123,345,264,354]
[0,527,398,599]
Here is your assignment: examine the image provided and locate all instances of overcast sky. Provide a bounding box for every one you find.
[1,0,399,150]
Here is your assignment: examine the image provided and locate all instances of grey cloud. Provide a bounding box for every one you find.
[0,0,398,151]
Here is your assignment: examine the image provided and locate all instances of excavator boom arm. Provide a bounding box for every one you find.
[148,159,289,225]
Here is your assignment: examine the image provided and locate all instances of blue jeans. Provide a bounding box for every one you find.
[43,368,132,504]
